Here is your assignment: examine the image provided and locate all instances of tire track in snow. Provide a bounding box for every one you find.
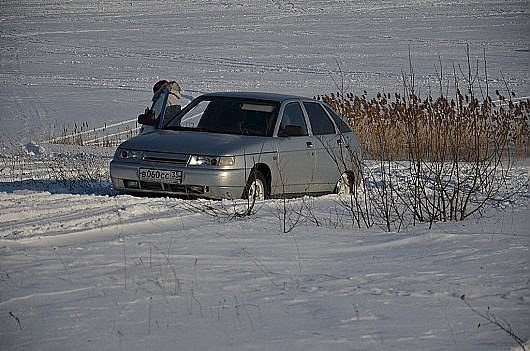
[330,231,458,254]
[0,192,206,241]
[1,208,208,248]
[0,204,119,237]
[0,287,93,308]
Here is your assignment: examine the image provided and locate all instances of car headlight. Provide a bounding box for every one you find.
[115,148,144,160]
[188,155,235,167]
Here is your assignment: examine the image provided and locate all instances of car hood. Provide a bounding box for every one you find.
[120,129,276,156]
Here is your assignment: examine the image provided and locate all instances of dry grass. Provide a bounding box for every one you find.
[317,90,529,161]
[48,119,139,147]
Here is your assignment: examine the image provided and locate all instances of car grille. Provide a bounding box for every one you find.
[142,152,189,165]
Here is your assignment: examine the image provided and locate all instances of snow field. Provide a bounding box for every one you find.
[1,0,528,141]
[0,194,528,350]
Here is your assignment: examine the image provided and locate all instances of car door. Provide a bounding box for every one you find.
[302,101,342,193]
[272,101,316,195]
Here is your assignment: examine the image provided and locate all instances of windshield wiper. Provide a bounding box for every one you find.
[201,127,242,135]
[164,125,246,135]
[164,125,200,131]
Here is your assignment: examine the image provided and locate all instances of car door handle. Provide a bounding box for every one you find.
[306,141,313,148]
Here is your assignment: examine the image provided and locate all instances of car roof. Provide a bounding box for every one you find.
[201,91,312,103]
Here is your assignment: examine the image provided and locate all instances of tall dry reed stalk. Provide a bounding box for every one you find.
[318,91,528,161]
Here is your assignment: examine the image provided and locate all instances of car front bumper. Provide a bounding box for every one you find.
[110,159,248,199]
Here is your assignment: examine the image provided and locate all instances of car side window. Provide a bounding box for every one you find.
[278,102,308,137]
[304,102,336,135]
[324,105,352,133]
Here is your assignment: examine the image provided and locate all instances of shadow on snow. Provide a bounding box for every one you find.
[0,179,116,196]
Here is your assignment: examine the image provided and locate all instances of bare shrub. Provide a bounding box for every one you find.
[0,145,113,195]
[461,295,527,351]
[318,50,529,228]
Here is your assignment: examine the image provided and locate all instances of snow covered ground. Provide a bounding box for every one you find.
[0,149,528,350]
[1,1,529,350]
[0,192,529,351]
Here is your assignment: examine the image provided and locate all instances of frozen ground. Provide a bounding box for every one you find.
[0,1,529,350]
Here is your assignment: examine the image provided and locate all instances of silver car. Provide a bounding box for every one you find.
[110,92,360,200]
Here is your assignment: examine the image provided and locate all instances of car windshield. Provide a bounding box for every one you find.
[163,97,280,137]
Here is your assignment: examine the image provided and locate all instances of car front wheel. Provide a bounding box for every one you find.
[244,170,268,201]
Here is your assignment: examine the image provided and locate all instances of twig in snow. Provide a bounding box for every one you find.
[9,312,22,330]
[460,295,527,350]
[147,296,152,335]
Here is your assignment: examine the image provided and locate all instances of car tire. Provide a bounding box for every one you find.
[244,170,268,201]
[335,171,356,195]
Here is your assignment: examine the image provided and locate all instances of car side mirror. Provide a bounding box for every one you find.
[137,108,157,126]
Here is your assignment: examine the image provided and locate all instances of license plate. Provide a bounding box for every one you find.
[139,168,182,184]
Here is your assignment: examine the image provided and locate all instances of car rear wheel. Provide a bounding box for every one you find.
[244,170,268,201]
